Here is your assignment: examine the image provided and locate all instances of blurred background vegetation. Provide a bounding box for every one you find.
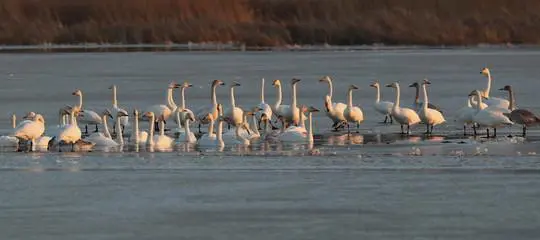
[0,0,538,46]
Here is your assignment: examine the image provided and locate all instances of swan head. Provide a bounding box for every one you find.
[132,109,139,117]
[108,85,116,90]
[319,76,331,83]
[182,109,196,122]
[116,111,128,118]
[22,111,36,120]
[498,85,512,92]
[291,78,301,85]
[72,89,82,96]
[143,111,155,119]
[369,81,380,88]
[468,90,482,97]
[272,79,281,87]
[307,106,320,113]
[168,82,181,89]
[349,85,359,90]
[181,81,193,89]
[481,67,491,76]
[102,109,114,119]
[385,82,399,89]
[33,114,45,124]
[408,82,419,88]
[421,79,431,85]
[231,81,241,88]
[212,79,225,87]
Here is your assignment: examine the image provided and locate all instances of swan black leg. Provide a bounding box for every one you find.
[473,124,477,136]
[430,125,434,134]
[198,123,202,133]
[463,125,467,136]
[400,125,404,134]
[347,123,350,134]
[85,125,88,134]
[493,128,497,138]
[390,116,393,124]
[425,124,430,134]
[356,122,360,133]
[95,124,99,132]
[486,128,490,138]
[407,125,410,135]
[383,115,388,123]
[71,143,75,152]
[523,126,527,137]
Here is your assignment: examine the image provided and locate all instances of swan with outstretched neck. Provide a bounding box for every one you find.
[256,78,274,129]
[319,76,347,130]
[417,79,445,134]
[130,109,148,146]
[499,85,540,137]
[174,81,194,128]
[109,85,129,134]
[370,80,394,124]
[479,68,510,109]
[385,82,421,135]
[195,79,225,132]
[224,81,244,128]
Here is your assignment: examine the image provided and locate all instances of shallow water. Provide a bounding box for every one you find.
[1,48,540,239]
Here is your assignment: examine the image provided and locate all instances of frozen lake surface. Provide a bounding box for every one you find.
[0,48,539,239]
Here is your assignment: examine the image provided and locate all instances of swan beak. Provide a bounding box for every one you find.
[498,87,505,91]
[385,84,393,88]
[309,107,320,112]
[351,85,359,90]
[408,83,416,87]
[369,84,376,88]
[232,81,241,87]
[187,83,193,88]
[71,92,77,96]
[291,78,301,84]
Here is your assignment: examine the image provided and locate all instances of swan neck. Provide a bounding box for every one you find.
[11,114,16,129]
[394,85,401,109]
[348,89,353,107]
[260,78,265,103]
[167,88,176,108]
[211,84,218,106]
[112,86,118,107]
[308,113,313,142]
[134,112,139,143]
[116,116,123,144]
[467,96,473,108]
[508,88,516,111]
[422,84,429,111]
[275,84,282,108]
[475,91,483,111]
[217,120,223,142]
[78,93,83,109]
[414,85,420,105]
[185,119,191,141]
[148,116,155,145]
[485,73,492,98]
[181,87,186,109]
[375,86,380,103]
[327,80,333,98]
[292,83,297,108]
[230,87,236,108]
[159,120,165,136]
[103,115,112,139]
[176,111,182,129]
[208,117,215,137]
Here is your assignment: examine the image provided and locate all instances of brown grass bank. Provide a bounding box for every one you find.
[0,0,539,46]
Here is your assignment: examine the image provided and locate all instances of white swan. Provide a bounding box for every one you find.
[319,76,347,130]
[109,85,129,134]
[385,82,421,134]
[279,106,319,142]
[409,81,443,113]
[130,109,148,146]
[224,81,244,128]
[260,112,280,142]
[480,68,510,109]
[13,114,45,151]
[72,89,102,134]
[176,110,197,144]
[0,114,19,147]
[417,79,445,134]
[370,80,394,124]
[174,81,194,128]
[271,79,291,126]
[144,82,181,124]
[195,79,225,131]
[472,90,513,138]
[343,85,364,133]
[144,112,174,149]
[255,78,274,129]
[455,94,484,136]
[245,109,261,140]
[57,107,83,151]
[86,110,124,147]
[285,78,302,126]
[197,114,225,150]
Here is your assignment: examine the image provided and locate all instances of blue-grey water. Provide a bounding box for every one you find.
[1,48,540,239]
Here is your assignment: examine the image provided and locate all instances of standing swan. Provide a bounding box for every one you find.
[225,81,244,128]
[471,90,513,138]
[255,78,274,129]
[385,82,421,135]
[370,80,394,124]
[499,85,540,137]
[145,112,174,149]
[109,85,129,134]
[418,79,445,134]
[455,94,484,136]
[480,68,510,109]
[319,76,347,130]
[271,79,290,126]
[72,89,102,134]
[57,107,84,151]
[130,109,148,146]
[174,81,194,128]
[195,79,226,132]
[343,85,364,133]
[144,82,181,127]
[287,78,302,126]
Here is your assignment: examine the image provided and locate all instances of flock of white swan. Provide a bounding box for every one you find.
[0,67,537,152]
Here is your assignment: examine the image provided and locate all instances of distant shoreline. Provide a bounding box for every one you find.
[0,43,537,54]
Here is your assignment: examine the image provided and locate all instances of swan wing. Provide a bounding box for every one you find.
[78,109,102,124]
[13,121,44,140]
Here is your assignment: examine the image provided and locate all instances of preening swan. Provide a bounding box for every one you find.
[343,85,364,133]
[417,79,445,134]
[385,82,421,134]
[224,81,244,128]
[255,78,274,129]
[471,90,513,138]
[480,68,510,109]
[409,81,443,113]
[499,85,540,137]
[369,80,394,124]
[72,89,102,134]
[109,85,129,134]
[13,113,45,151]
[279,106,319,143]
[319,76,347,130]
[195,79,225,132]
